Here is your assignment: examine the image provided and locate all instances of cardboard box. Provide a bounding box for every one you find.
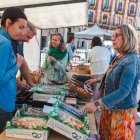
[68,83,93,102]
[33,92,65,102]
[47,104,90,140]
[75,65,90,75]
[47,118,88,140]
[32,85,67,102]
[6,128,49,140]
[19,105,49,117]
[31,85,66,94]
[33,93,56,102]
[6,116,49,140]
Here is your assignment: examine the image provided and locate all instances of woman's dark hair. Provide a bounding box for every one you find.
[67,35,74,43]
[1,7,27,26]
[91,36,102,48]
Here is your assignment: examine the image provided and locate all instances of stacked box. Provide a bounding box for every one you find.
[33,91,66,102]
[47,102,90,140]
[6,116,49,140]
[32,85,67,102]
[19,104,49,117]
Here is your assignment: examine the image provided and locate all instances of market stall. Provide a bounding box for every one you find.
[0,1,99,140]
[0,75,98,140]
[0,114,97,140]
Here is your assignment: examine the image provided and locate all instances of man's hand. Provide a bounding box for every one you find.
[17,79,31,90]
[27,81,37,88]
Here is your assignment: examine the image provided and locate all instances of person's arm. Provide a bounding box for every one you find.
[80,98,104,113]
[54,54,68,73]
[16,53,25,68]
[85,77,101,85]
[0,39,17,85]
[19,58,36,87]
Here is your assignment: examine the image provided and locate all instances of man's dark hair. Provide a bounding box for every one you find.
[67,35,74,43]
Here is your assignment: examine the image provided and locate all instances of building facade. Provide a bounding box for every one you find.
[88,0,140,30]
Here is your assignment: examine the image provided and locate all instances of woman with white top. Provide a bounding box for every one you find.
[86,36,110,100]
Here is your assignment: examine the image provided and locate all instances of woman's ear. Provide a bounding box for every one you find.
[5,19,12,27]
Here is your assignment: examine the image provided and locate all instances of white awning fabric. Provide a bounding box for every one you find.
[25,3,87,29]
[74,24,111,40]
[0,0,73,9]
[0,0,87,29]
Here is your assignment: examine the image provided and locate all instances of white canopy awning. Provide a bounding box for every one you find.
[0,0,87,29]
[74,24,111,40]
[25,3,87,29]
[0,0,73,7]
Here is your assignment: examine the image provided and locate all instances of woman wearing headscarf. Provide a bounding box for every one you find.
[44,33,69,84]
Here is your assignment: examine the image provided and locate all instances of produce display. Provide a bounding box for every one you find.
[16,91,51,108]
[68,78,93,101]
[31,84,66,94]
[75,65,90,75]
[71,77,92,92]
[33,91,66,102]
[21,105,49,117]
[29,71,41,84]
[76,87,87,94]
[10,117,48,130]
[59,102,84,120]
[5,76,95,140]
[32,85,66,102]
[47,100,90,140]
[47,106,90,140]
[6,116,49,140]
[58,109,90,135]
